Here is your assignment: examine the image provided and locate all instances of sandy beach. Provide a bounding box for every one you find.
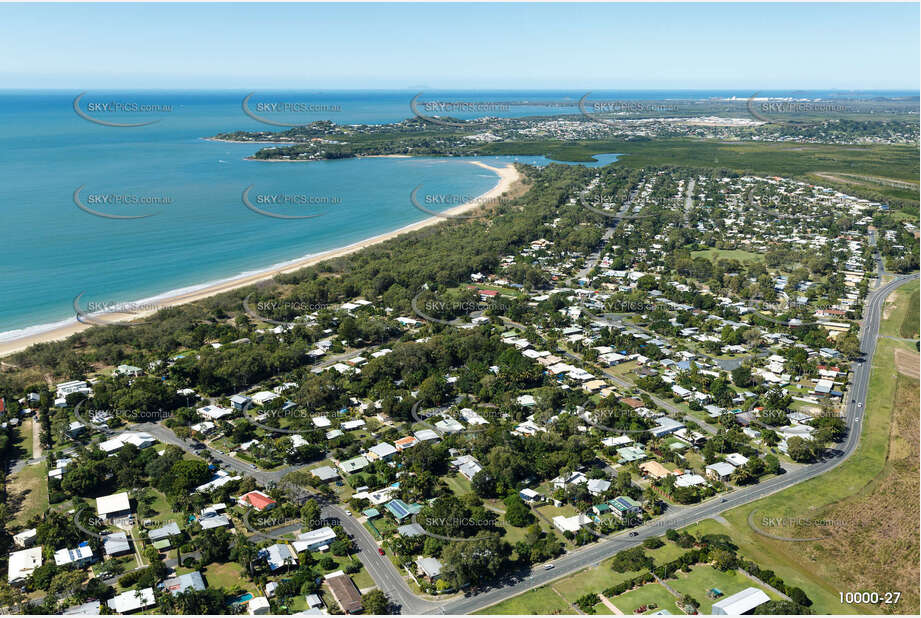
[0,161,521,358]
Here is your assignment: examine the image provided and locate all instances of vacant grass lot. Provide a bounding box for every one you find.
[202,561,253,593]
[879,280,919,339]
[690,248,764,265]
[670,564,782,610]
[607,581,679,615]
[476,584,576,615]
[487,539,693,613]
[9,460,48,525]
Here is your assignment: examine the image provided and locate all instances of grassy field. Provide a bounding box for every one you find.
[606,581,679,615]
[476,584,576,615]
[202,561,254,593]
[680,278,920,615]
[690,248,764,264]
[899,282,919,339]
[670,564,782,609]
[9,460,48,525]
[15,418,34,459]
[444,473,472,496]
[486,539,692,612]
[879,280,919,339]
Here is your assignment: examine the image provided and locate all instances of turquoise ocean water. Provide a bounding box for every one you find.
[0,91,625,339]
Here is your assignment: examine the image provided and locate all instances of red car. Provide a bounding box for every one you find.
[378,548,386,556]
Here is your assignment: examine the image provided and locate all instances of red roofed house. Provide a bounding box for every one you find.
[394,436,419,451]
[620,397,644,409]
[478,289,498,299]
[238,490,276,511]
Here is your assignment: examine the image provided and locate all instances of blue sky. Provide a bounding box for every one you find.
[1,2,918,89]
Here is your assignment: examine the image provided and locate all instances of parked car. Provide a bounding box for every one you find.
[378,548,386,556]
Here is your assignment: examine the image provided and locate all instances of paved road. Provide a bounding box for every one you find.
[137,421,435,611]
[426,272,918,615]
[137,422,303,485]
[324,504,442,614]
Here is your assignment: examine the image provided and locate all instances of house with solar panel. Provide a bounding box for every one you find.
[609,496,643,523]
[384,499,423,522]
[54,542,96,568]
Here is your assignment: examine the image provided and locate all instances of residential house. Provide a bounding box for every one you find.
[325,572,363,614]
[107,588,156,614]
[415,556,443,581]
[238,490,277,511]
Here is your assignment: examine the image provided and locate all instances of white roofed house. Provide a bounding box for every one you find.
[551,470,587,490]
[292,526,337,553]
[367,442,398,462]
[55,542,96,567]
[459,460,484,481]
[8,547,43,585]
[674,473,707,488]
[711,587,770,615]
[229,394,252,410]
[96,491,132,522]
[102,531,132,557]
[552,513,591,534]
[107,587,156,614]
[586,478,612,496]
[259,543,298,571]
[725,453,750,467]
[12,528,37,548]
[197,404,233,420]
[251,391,280,406]
[705,461,736,481]
[434,416,464,434]
[415,556,444,581]
[519,488,543,503]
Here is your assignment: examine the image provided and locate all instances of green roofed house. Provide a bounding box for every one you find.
[592,503,611,516]
[384,499,423,521]
[362,508,381,519]
[609,496,643,520]
[152,539,171,551]
[617,446,647,463]
[338,456,370,475]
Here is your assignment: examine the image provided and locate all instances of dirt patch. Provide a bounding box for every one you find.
[895,348,920,379]
[882,297,895,321]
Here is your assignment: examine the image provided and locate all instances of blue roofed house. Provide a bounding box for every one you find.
[384,499,423,522]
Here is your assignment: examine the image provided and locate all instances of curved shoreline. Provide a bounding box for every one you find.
[0,161,521,358]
